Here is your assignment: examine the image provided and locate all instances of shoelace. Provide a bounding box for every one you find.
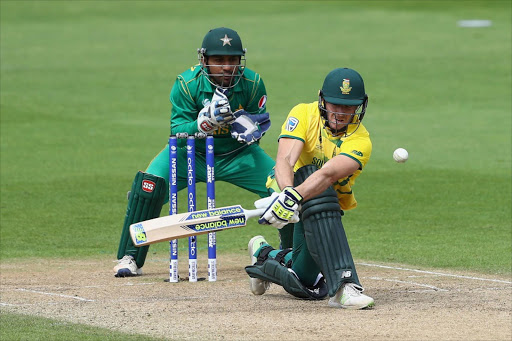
[344,283,364,296]
[118,255,134,265]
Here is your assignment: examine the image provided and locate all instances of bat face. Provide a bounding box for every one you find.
[129,205,250,246]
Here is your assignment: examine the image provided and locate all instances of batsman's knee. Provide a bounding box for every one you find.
[245,246,328,300]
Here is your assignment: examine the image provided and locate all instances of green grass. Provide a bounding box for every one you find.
[1,0,510,267]
[0,312,165,341]
[1,0,511,338]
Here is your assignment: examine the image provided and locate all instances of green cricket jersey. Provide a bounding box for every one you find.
[170,64,268,155]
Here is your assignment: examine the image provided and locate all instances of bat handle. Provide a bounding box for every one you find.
[244,208,266,219]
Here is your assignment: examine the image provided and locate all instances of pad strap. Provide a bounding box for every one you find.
[245,260,327,300]
[256,246,274,264]
[274,248,293,268]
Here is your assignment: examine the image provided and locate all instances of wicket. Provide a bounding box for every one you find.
[168,132,216,283]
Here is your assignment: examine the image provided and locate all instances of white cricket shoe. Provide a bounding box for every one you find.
[248,235,271,295]
[328,282,375,309]
[113,255,142,277]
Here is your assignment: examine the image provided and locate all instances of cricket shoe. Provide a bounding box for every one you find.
[114,255,142,277]
[248,235,271,295]
[328,282,375,310]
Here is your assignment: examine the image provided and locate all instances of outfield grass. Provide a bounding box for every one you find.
[1,0,511,338]
[1,0,510,267]
[0,312,165,341]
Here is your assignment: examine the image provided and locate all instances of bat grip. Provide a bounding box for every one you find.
[244,208,266,219]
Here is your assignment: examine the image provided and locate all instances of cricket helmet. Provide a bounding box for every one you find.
[198,27,246,89]
[318,68,368,137]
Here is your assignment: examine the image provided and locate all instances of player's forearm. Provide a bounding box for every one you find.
[274,161,295,190]
[295,155,359,201]
[274,137,303,190]
[294,169,338,202]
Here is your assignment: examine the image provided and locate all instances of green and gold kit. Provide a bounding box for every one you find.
[277,101,372,210]
[170,64,267,155]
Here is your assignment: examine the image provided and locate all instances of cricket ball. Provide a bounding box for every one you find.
[393,148,409,163]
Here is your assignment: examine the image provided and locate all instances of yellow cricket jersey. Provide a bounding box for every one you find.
[279,101,372,211]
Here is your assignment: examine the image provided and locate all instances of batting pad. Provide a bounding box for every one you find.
[294,165,361,297]
[245,259,328,300]
[117,171,166,268]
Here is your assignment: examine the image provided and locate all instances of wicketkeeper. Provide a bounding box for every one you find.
[246,68,375,309]
[114,27,274,277]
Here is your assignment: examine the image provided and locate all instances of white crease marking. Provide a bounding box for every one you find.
[368,276,449,291]
[16,288,94,302]
[358,263,512,284]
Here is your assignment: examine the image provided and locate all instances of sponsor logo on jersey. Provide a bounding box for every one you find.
[258,95,267,109]
[341,78,352,94]
[312,157,326,169]
[341,270,352,278]
[351,150,363,157]
[285,117,299,132]
[141,180,155,193]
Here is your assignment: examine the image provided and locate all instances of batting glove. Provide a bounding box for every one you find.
[197,88,235,133]
[258,187,302,229]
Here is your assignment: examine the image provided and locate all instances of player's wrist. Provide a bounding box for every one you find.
[283,186,303,205]
[197,117,215,133]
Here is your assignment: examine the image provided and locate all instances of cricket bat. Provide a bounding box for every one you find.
[130,205,265,247]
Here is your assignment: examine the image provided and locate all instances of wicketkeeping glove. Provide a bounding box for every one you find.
[258,187,303,229]
[197,88,235,133]
[230,110,271,145]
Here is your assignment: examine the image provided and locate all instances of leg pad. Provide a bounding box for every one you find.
[295,165,360,297]
[245,247,327,300]
[117,171,166,268]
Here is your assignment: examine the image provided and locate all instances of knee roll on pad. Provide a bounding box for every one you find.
[117,171,166,268]
[245,259,327,300]
[294,164,360,297]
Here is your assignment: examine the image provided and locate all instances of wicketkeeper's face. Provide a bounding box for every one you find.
[204,55,241,88]
[324,102,358,131]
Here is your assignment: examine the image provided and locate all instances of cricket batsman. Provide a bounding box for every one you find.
[114,27,274,277]
[245,68,375,309]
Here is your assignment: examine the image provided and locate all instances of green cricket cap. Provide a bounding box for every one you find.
[321,68,366,106]
[201,27,245,56]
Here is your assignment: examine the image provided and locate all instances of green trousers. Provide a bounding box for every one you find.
[266,221,322,287]
[146,143,275,199]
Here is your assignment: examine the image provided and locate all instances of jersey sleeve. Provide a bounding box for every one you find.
[169,76,201,135]
[339,135,372,169]
[278,104,308,143]
[243,73,267,114]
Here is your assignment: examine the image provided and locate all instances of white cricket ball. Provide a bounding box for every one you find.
[393,148,409,163]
